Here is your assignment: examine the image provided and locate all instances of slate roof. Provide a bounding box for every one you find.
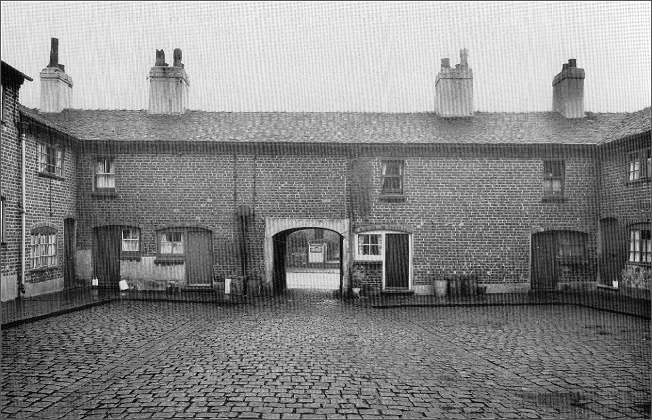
[601,107,651,144]
[19,106,648,146]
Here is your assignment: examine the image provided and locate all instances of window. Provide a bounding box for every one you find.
[629,226,651,263]
[30,232,57,269]
[121,228,140,253]
[37,143,63,176]
[557,231,586,258]
[355,233,383,261]
[95,157,115,190]
[381,160,404,195]
[159,231,184,256]
[1,196,5,244]
[543,160,564,199]
[628,149,651,182]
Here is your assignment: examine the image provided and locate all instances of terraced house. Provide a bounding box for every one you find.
[1,39,650,302]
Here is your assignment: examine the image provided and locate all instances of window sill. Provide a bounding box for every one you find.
[626,178,651,186]
[379,193,406,202]
[120,254,141,262]
[37,172,64,181]
[90,190,118,198]
[541,197,566,203]
[354,259,383,264]
[155,257,184,265]
[625,261,651,268]
[29,266,58,273]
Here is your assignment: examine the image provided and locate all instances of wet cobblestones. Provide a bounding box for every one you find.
[2,296,650,419]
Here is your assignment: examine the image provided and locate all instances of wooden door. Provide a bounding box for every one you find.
[385,233,409,289]
[93,226,121,290]
[531,232,557,290]
[186,230,213,285]
[64,218,76,289]
[273,233,287,293]
[600,218,623,285]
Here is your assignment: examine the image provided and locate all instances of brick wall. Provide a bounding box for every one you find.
[1,81,22,300]
[73,142,599,293]
[350,146,598,290]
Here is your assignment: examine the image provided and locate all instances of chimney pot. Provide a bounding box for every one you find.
[441,58,450,68]
[48,38,59,68]
[173,48,184,68]
[568,58,576,68]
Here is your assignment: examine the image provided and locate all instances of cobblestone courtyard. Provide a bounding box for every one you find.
[2,295,650,419]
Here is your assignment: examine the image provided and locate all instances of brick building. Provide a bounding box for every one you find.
[1,40,650,301]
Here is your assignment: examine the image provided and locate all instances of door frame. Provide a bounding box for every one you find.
[381,231,412,291]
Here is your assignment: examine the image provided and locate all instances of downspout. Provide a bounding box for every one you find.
[18,120,27,297]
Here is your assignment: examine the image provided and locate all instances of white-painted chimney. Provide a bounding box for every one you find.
[39,38,73,113]
[435,49,473,117]
[552,59,584,119]
[148,48,189,114]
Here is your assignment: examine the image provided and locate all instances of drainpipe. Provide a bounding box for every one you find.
[18,120,28,297]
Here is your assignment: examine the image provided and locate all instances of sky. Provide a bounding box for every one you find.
[1,1,650,112]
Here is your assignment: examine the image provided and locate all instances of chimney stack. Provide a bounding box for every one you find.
[39,38,73,113]
[148,48,189,114]
[435,49,473,117]
[552,58,584,119]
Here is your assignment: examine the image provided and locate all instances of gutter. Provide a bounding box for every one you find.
[18,120,27,297]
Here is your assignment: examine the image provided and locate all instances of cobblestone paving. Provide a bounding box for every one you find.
[2,294,650,419]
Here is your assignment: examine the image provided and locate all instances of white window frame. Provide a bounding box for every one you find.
[94,157,115,190]
[121,228,140,253]
[355,233,383,261]
[159,230,184,256]
[38,143,63,177]
[355,230,412,291]
[30,233,57,269]
[629,227,651,264]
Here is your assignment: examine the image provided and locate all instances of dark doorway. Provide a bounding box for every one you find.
[93,226,121,290]
[531,231,558,290]
[186,229,213,285]
[600,218,623,286]
[385,233,409,289]
[272,233,288,292]
[64,218,76,289]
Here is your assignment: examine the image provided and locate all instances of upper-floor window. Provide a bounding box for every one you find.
[628,148,651,182]
[629,225,651,264]
[381,160,404,195]
[30,229,57,269]
[95,157,115,190]
[543,160,564,199]
[38,143,63,177]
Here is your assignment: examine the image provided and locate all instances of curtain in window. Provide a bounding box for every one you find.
[95,159,115,189]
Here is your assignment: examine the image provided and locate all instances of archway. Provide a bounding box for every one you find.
[265,218,350,294]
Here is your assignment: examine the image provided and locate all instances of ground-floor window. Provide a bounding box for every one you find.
[357,233,382,259]
[30,231,57,269]
[158,230,184,256]
[629,225,651,263]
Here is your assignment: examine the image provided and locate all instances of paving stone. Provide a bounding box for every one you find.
[1,299,649,419]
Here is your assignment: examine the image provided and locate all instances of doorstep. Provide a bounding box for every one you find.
[380,288,415,296]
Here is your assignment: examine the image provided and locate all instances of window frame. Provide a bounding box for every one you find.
[157,229,185,261]
[94,156,116,192]
[355,233,383,261]
[37,142,64,178]
[628,224,651,265]
[120,227,141,259]
[0,195,6,245]
[381,160,405,196]
[628,148,651,182]
[30,229,57,270]
[543,159,565,200]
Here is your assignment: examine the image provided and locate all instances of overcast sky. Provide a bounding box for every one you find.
[1,1,650,112]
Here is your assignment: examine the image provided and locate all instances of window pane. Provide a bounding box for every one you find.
[552,179,562,193]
